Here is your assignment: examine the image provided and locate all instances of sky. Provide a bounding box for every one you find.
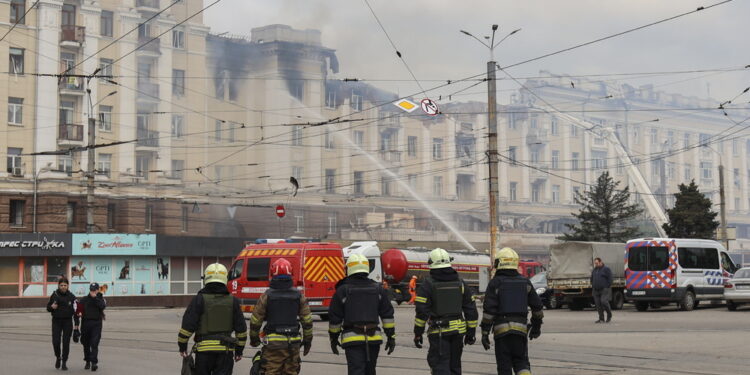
[203,0,750,106]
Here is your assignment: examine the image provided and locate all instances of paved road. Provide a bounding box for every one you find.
[1,302,748,374]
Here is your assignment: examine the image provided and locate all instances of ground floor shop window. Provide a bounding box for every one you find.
[0,257,69,297]
[0,257,19,296]
[69,256,168,296]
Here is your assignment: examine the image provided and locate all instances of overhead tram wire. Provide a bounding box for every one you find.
[362,0,429,98]
[500,0,734,71]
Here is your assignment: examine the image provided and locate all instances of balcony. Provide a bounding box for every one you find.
[58,124,84,145]
[136,129,160,148]
[137,81,159,102]
[136,0,160,11]
[377,114,401,131]
[137,36,161,56]
[60,25,85,47]
[526,129,549,145]
[458,156,475,168]
[59,76,85,95]
[379,150,402,167]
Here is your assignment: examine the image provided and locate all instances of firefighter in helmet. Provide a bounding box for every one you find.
[481,247,544,375]
[328,254,395,375]
[248,258,313,375]
[413,248,478,375]
[178,263,247,375]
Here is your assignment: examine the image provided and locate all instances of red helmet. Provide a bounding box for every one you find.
[270,258,292,277]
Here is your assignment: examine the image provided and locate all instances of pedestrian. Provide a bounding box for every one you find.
[413,248,478,375]
[328,254,396,375]
[408,275,417,304]
[76,282,106,371]
[248,258,313,374]
[591,257,613,323]
[178,263,247,375]
[47,276,79,371]
[481,247,544,375]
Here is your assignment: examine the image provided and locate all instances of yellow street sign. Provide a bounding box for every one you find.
[394,99,418,113]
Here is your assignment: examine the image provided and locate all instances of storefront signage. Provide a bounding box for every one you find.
[0,234,72,256]
[72,234,156,256]
[0,237,65,250]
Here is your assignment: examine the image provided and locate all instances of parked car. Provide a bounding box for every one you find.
[530,272,564,309]
[726,267,750,311]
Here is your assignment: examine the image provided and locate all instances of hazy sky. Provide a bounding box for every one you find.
[204,0,750,106]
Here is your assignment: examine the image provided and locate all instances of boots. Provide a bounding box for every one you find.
[84,361,90,370]
[606,311,612,323]
[61,361,68,371]
[91,363,98,371]
[55,358,61,369]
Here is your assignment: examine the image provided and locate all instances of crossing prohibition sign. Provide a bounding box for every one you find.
[275,205,286,218]
[420,98,439,116]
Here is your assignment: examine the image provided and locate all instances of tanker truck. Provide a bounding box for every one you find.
[343,241,491,304]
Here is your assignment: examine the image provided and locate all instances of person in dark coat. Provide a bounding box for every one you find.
[77,282,106,371]
[46,276,79,370]
[591,257,613,323]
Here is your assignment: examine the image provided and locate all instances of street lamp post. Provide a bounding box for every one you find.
[460,25,520,267]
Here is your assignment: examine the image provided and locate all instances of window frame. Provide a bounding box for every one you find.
[98,105,112,131]
[172,69,185,96]
[97,153,112,177]
[9,47,24,74]
[8,97,23,125]
[9,199,25,227]
[100,10,113,37]
[10,0,26,25]
[171,29,185,49]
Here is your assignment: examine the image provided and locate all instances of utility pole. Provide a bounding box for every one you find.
[659,141,668,210]
[86,107,96,233]
[487,59,500,267]
[460,25,520,268]
[718,164,728,249]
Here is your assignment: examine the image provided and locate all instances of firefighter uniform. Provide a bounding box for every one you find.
[413,248,479,375]
[178,263,247,375]
[249,258,313,375]
[481,248,544,375]
[329,254,396,375]
[77,282,106,371]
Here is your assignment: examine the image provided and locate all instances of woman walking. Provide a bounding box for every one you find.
[46,276,80,370]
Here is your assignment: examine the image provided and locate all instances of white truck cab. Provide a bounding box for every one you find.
[343,241,383,282]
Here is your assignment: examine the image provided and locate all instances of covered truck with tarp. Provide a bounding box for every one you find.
[548,241,626,311]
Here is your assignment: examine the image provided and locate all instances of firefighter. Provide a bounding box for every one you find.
[481,247,544,375]
[408,275,418,304]
[328,254,396,375]
[248,258,313,375]
[413,248,478,375]
[77,282,106,371]
[178,263,247,375]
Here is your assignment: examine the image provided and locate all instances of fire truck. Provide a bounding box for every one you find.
[227,240,345,320]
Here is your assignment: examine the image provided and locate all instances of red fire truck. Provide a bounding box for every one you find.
[227,240,345,319]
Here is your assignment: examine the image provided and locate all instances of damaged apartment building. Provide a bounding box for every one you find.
[8,2,747,255]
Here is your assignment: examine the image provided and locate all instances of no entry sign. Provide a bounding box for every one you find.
[275,205,286,218]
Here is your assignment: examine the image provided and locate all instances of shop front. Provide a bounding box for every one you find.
[0,233,249,308]
[0,233,71,299]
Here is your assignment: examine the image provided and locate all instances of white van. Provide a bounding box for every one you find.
[624,238,740,311]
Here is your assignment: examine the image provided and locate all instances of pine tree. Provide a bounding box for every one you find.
[662,180,719,238]
[563,171,643,242]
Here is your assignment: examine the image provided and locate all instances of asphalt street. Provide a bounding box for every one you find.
[1,302,748,374]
